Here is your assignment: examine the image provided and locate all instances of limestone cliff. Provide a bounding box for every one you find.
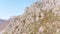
[2,0,60,34]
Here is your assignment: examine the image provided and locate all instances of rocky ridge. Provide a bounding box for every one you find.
[1,0,60,34]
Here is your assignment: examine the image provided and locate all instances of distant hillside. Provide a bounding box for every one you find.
[0,19,8,31]
[0,19,6,24]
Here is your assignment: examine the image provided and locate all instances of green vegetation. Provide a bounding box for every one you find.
[30,32,33,34]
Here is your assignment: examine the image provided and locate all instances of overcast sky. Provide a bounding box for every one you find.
[0,0,36,20]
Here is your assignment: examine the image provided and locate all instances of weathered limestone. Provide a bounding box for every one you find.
[2,0,60,34]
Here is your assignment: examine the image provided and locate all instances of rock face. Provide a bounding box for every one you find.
[2,0,60,34]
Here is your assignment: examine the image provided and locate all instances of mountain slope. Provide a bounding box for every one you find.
[0,19,6,24]
[0,19,8,31]
[1,0,60,34]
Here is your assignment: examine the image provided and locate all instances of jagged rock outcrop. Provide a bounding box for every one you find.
[1,0,60,34]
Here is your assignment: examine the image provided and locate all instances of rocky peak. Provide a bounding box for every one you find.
[1,0,60,34]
